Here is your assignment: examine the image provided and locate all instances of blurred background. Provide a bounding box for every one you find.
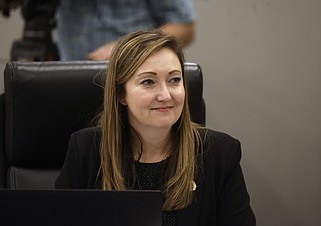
[1,0,321,225]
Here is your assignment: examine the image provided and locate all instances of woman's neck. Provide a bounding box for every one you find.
[132,128,171,163]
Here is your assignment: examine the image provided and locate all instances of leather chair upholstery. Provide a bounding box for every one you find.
[0,61,205,189]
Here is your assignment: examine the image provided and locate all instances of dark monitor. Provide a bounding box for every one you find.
[0,189,163,226]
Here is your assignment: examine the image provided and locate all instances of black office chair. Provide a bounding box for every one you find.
[0,61,205,189]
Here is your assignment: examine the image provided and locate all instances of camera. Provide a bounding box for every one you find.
[1,0,60,61]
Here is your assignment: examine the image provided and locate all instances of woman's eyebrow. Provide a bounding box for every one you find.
[169,69,182,74]
[136,71,157,77]
[136,69,182,77]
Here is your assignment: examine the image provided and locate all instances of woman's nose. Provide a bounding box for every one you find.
[156,84,171,102]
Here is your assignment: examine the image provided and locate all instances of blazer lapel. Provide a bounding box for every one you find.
[176,176,204,226]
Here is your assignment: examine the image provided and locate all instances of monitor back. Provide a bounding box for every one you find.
[0,189,163,226]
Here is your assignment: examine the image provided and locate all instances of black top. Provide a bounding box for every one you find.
[135,160,176,226]
[56,127,256,226]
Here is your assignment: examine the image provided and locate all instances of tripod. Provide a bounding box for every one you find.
[9,0,60,61]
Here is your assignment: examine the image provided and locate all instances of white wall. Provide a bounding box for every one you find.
[1,1,321,225]
[184,1,321,226]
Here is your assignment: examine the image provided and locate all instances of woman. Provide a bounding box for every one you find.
[56,29,256,225]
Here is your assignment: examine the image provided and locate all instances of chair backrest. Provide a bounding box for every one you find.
[0,61,205,189]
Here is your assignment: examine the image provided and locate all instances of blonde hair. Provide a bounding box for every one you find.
[97,29,201,211]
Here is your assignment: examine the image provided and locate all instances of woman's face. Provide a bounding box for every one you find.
[123,48,185,133]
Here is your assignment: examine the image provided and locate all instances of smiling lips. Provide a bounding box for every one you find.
[151,106,174,112]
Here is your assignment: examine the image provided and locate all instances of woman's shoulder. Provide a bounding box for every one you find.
[72,126,101,138]
[196,127,242,160]
[70,126,101,147]
[197,127,239,145]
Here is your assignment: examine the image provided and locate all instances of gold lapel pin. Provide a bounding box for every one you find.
[191,180,197,191]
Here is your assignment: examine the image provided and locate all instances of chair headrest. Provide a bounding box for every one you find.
[4,61,204,168]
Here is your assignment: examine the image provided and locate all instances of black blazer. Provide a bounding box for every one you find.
[56,127,256,226]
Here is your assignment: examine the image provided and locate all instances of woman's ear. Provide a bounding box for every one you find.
[119,90,127,105]
[120,98,127,106]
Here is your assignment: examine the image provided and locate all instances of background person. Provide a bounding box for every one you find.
[56,0,196,60]
[56,29,256,225]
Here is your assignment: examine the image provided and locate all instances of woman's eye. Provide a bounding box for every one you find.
[170,77,182,84]
[140,79,155,86]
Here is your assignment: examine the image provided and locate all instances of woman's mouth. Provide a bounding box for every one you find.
[151,106,174,112]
